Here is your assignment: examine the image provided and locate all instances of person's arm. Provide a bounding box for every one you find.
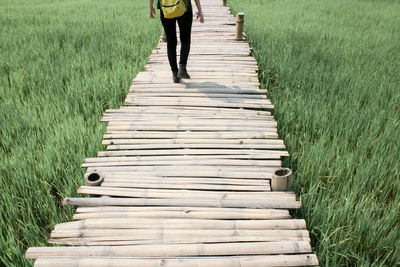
[193,0,204,23]
[150,0,156,18]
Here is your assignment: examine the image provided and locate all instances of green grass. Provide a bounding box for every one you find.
[2,0,399,266]
[229,0,400,265]
[0,0,160,265]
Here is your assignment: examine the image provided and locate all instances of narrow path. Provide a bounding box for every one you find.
[26,1,319,266]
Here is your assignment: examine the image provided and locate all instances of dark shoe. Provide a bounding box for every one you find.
[178,64,190,79]
[172,70,180,83]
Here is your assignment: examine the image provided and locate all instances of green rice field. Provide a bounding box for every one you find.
[0,0,160,265]
[229,0,400,265]
[1,0,399,266]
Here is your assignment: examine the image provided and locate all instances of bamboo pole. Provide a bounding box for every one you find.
[84,158,280,166]
[49,236,311,246]
[84,166,279,174]
[100,139,283,146]
[102,143,284,151]
[74,206,289,215]
[96,149,288,158]
[82,160,280,169]
[33,254,319,267]
[53,219,306,231]
[50,229,310,239]
[72,210,291,220]
[96,176,271,186]
[96,152,283,161]
[103,131,278,140]
[86,170,272,180]
[26,241,312,259]
[76,186,295,201]
[63,197,301,209]
[99,182,267,192]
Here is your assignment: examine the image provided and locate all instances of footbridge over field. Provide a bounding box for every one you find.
[27,0,319,265]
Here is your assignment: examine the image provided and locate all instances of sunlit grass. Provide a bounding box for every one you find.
[0,0,160,265]
[229,0,400,265]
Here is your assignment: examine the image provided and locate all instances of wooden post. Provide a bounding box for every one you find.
[271,168,292,191]
[161,29,167,42]
[223,0,227,6]
[235,13,245,41]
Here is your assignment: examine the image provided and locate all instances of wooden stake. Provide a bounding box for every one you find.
[235,13,245,41]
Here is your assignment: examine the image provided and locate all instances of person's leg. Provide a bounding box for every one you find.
[160,12,178,72]
[177,10,193,78]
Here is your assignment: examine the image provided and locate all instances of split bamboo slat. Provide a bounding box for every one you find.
[26,0,318,265]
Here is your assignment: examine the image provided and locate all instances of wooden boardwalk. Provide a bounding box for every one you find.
[26,1,319,266]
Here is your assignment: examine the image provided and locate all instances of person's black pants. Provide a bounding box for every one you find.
[160,10,193,72]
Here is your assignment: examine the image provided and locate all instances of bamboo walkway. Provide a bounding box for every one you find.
[26,1,319,266]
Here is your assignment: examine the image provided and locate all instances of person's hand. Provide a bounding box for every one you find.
[196,11,204,23]
[150,6,156,18]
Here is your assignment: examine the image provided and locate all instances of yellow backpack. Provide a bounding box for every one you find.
[160,0,187,19]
